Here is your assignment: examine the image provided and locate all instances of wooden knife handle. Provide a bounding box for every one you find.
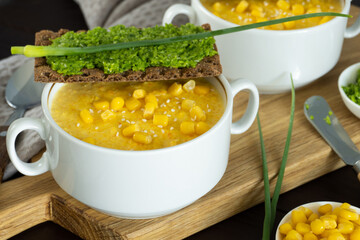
[0,125,10,183]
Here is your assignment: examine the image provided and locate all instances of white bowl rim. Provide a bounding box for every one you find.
[195,0,350,34]
[338,62,360,112]
[275,201,360,239]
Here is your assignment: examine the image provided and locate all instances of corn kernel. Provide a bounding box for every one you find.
[82,137,95,144]
[153,114,169,127]
[251,9,264,17]
[101,110,116,122]
[182,99,196,111]
[292,4,305,15]
[304,232,318,240]
[194,85,210,95]
[80,109,93,124]
[213,2,224,12]
[93,100,110,110]
[292,209,307,225]
[311,219,325,235]
[321,215,337,229]
[339,209,359,221]
[279,222,293,235]
[125,97,142,111]
[145,94,158,108]
[133,89,146,99]
[190,106,206,121]
[350,229,360,240]
[277,0,290,10]
[341,203,352,209]
[296,222,311,234]
[122,124,140,137]
[299,207,314,218]
[338,222,354,234]
[195,122,210,135]
[307,7,321,14]
[322,229,340,238]
[286,230,303,240]
[133,132,152,144]
[183,80,196,92]
[110,97,125,111]
[236,0,249,13]
[308,213,319,222]
[319,204,333,215]
[284,21,296,29]
[257,17,268,23]
[143,102,156,119]
[319,16,332,25]
[168,82,183,96]
[180,121,195,135]
[328,232,346,240]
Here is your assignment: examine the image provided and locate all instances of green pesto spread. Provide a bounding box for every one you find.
[342,69,360,105]
[46,24,217,76]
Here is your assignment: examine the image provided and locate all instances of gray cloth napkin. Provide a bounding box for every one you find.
[2,0,190,180]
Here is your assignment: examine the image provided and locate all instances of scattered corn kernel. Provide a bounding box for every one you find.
[143,102,156,119]
[125,97,142,111]
[286,229,303,240]
[101,109,116,122]
[195,122,210,135]
[299,207,314,218]
[338,222,354,234]
[304,232,318,240]
[339,209,359,221]
[80,109,93,124]
[236,0,249,13]
[180,121,195,135]
[279,222,293,235]
[321,215,338,229]
[328,232,345,240]
[168,82,183,96]
[350,229,360,240]
[311,219,326,235]
[145,93,158,108]
[212,2,224,12]
[183,80,196,92]
[319,204,333,215]
[93,100,109,110]
[182,99,196,111]
[341,203,352,209]
[110,97,125,111]
[133,132,152,144]
[292,209,308,225]
[153,114,169,127]
[319,16,332,25]
[190,106,206,121]
[122,124,140,137]
[277,0,290,10]
[284,21,296,29]
[133,89,146,99]
[309,213,319,222]
[194,85,210,95]
[296,222,311,234]
[292,4,305,15]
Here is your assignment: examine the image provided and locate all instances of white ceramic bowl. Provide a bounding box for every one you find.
[338,62,360,119]
[275,201,360,240]
[163,0,360,94]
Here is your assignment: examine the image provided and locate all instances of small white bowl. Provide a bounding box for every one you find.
[338,62,360,119]
[275,201,360,240]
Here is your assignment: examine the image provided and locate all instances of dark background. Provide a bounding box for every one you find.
[1,0,360,239]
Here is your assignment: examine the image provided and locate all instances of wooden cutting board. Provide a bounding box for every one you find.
[1,7,360,240]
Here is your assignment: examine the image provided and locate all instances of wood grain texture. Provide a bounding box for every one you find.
[0,125,9,183]
[1,7,360,239]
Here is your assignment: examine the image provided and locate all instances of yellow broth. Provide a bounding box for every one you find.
[51,78,225,150]
[201,0,343,30]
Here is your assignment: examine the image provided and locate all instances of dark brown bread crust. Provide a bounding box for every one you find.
[34,25,222,83]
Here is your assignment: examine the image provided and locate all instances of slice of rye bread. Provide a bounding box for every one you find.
[34,24,222,83]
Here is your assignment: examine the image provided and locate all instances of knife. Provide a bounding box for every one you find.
[304,96,360,181]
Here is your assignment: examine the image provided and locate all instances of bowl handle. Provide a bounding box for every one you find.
[345,10,360,38]
[162,4,197,26]
[230,79,259,134]
[6,118,50,176]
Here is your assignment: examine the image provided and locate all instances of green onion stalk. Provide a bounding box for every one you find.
[258,75,295,240]
[11,12,350,57]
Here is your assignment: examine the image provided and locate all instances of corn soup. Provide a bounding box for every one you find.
[51,78,225,150]
[201,0,343,30]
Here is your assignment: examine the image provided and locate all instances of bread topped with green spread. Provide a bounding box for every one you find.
[34,24,222,83]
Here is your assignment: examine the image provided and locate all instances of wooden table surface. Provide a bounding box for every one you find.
[1,1,360,239]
